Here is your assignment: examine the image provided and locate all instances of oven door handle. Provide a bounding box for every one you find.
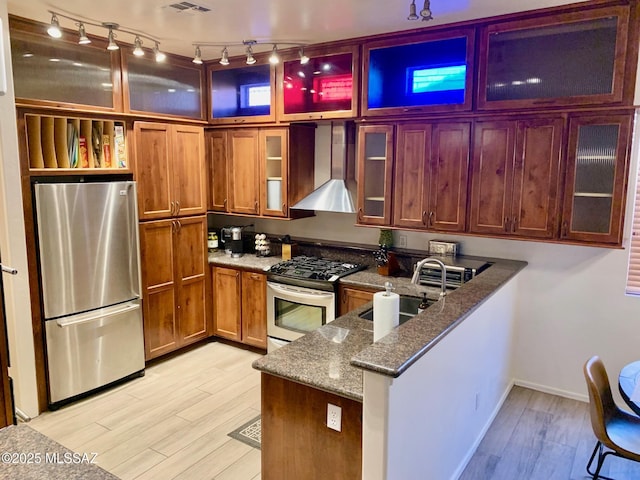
[267,282,334,299]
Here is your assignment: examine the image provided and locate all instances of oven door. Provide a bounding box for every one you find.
[267,281,335,342]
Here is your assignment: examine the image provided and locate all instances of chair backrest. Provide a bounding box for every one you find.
[584,355,617,445]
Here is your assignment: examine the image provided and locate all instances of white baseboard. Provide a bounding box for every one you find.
[451,379,515,480]
[514,379,588,403]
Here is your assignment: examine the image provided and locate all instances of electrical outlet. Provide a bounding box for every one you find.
[398,234,407,248]
[327,403,342,432]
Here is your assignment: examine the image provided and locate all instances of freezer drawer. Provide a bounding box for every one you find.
[45,300,144,404]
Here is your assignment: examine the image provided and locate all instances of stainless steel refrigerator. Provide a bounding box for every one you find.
[34,181,144,406]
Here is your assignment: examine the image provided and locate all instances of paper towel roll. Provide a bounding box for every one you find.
[373,290,399,342]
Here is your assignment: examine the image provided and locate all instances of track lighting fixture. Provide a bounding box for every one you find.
[133,36,144,56]
[219,47,230,66]
[153,42,166,62]
[299,47,310,65]
[269,44,280,65]
[420,0,434,21]
[44,10,164,62]
[77,23,91,44]
[47,13,62,38]
[106,26,119,51]
[245,44,256,65]
[407,1,419,20]
[192,45,203,64]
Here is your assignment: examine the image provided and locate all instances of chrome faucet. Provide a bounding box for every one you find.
[411,257,447,297]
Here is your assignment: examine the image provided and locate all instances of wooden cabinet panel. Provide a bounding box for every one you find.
[338,285,376,316]
[512,119,563,238]
[173,125,206,216]
[260,129,288,217]
[393,124,431,228]
[228,130,260,215]
[262,373,362,480]
[207,130,228,212]
[241,271,267,349]
[134,123,173,220]
[213,267,242,342]
[140,216,208,360]
[469,122,516,235]
[140,219,177,359]
[429,122,470,232]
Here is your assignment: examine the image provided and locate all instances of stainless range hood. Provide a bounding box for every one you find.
[291,122,356,213]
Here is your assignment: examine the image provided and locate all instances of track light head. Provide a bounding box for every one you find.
[246,45,256,65]
[77,23,91,44]
[154,42,166,62]
[269,44,280,65]
[407,1,419,20]
[133,36,144,56]
[420,0,434,21]
[219,47,230,66]
[106,28,119,51]
[299,47,309,65]
[192,45,203,64]
[47,13,62,38]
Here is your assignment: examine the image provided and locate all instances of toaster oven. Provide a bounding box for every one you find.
[418,258,491,289]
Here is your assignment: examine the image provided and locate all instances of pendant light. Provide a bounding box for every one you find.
[407,1,419,20]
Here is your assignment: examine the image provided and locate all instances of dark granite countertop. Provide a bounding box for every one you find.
[252,257,526,400]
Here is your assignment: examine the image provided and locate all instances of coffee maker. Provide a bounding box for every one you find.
[229,227,243,258]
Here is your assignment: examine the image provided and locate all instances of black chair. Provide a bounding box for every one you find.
[583,356,640,479]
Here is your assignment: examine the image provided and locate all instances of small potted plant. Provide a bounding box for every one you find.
[375,229,399,276]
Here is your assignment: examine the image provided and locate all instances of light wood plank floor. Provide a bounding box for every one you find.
[27,341,640,479]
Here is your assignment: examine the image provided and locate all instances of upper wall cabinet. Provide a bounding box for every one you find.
[478,6,631,110]
[123,52,205,120]
[9,17,122,112]
[208,62,276,124]
[277,45,359,121]
[362,28,475,117]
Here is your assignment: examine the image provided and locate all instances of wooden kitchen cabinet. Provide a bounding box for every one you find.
[469,118,563,239]
[213,266,267,349]
[338,284,377,316]
[560,113,631,245]
[356,124,395,226]
[134,122,206,220]
[140,215,208,360]
[393,122,470,232]
[208,125,315,218]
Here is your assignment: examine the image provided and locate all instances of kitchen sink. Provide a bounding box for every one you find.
[358,295,435,325]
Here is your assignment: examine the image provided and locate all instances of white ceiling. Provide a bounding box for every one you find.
[7,0,589,61]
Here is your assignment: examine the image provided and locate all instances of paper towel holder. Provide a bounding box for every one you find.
[383,281,394,295]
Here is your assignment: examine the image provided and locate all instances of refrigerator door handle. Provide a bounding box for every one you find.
[0,264,17,275]
[55,302,140,328]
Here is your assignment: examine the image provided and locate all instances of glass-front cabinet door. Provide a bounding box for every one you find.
[362,28,475,117]
[356,125,394,226]
[478,7,630,110]
[260,129,288,217]
[561,114,631,245]
[209,63,275,124]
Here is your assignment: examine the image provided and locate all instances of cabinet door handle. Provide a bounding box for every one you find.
[223,198,227,210]
[429,211,434,226]
[282,203,286,212]
[255,201,259,213]
[512,217,518,232]
[504,217,510,232]
[562,221,568,237]
[170,201,175,216]
[358,208,363,221]
[176,200,180,215]
[176,220,182,233]
[171,220,176,234]
[422,211,427,225]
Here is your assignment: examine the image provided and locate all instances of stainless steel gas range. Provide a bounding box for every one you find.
[265,256,365,351]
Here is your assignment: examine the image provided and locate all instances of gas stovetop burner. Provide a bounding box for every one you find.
[268,256,365,282]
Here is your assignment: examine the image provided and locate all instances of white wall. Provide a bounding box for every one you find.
[361,277,518,480]
[0,0,39,418]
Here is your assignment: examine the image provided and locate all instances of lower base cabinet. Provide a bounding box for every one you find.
[261,373,362,480]
[213,266,267,349]
[338,285,377,316]
[139,215,208,360]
